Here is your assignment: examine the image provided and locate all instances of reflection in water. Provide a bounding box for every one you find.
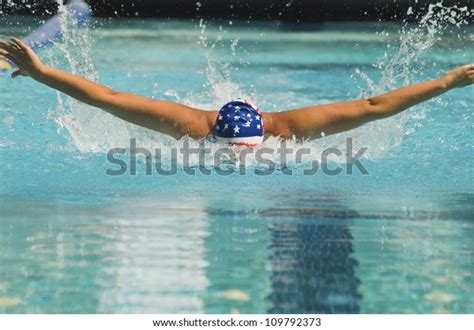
[0,198,212,313]
[268,222,361,313]
[203,210,271,314]
[1,196,473,313]
[96,210,210,313]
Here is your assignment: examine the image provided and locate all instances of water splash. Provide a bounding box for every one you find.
[346,1,472,160]
[179,2,472,167]
[44,1,174,153]
[47,10,252,154]
[366,2,471,95]
[176,19,255,110]
[46,1,125,152]
[44,2,472,168]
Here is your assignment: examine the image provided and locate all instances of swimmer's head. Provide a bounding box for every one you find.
[212,99,264,147]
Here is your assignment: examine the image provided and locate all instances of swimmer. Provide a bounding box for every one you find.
[1,37,473,146]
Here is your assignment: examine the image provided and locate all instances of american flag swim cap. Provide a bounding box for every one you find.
[212,99,264,147]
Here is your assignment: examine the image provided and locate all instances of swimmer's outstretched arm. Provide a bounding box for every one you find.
[267,64,474,140]
[1,38,217,140]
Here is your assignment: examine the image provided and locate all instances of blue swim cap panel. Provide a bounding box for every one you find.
[214,99,264,142]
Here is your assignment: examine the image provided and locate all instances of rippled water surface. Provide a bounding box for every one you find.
[0,8,473,313]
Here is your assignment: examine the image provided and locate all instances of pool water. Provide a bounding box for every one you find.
[0,3,473,313]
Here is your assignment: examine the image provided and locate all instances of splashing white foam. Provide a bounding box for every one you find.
[46,1,174,153]
[346,1,472,160]
[48,1,472,167]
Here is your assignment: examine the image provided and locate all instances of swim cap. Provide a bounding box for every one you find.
[212,99,264,147]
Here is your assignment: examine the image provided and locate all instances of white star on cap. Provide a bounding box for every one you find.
[243,122,251,127]
[234,116,240,121]
[218,115,223,120]
[256,115,261,120]
[257,124,261,129]
[234,126,240,133]
[224,123,229,130]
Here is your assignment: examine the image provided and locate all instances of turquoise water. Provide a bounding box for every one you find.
[1,7,473,313]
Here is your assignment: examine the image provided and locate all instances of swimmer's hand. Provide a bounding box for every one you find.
[0,37,45,79]
[443,64,474,89]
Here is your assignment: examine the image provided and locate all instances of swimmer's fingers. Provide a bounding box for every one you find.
[446,64,474,88]
[0,49,16,64]
[464,64,474,85]
[10,38,38,62]
[1,39,35,62]
[0,47,26,67]
[7,40,21,52]
[10,38,30,52]
[1,38,42,79]
[0,38,29,55]
[0,48,31,80]
[8,37,43,67]
[469,70,474,85]
[0,50,26,79]
[0,41,20,56]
